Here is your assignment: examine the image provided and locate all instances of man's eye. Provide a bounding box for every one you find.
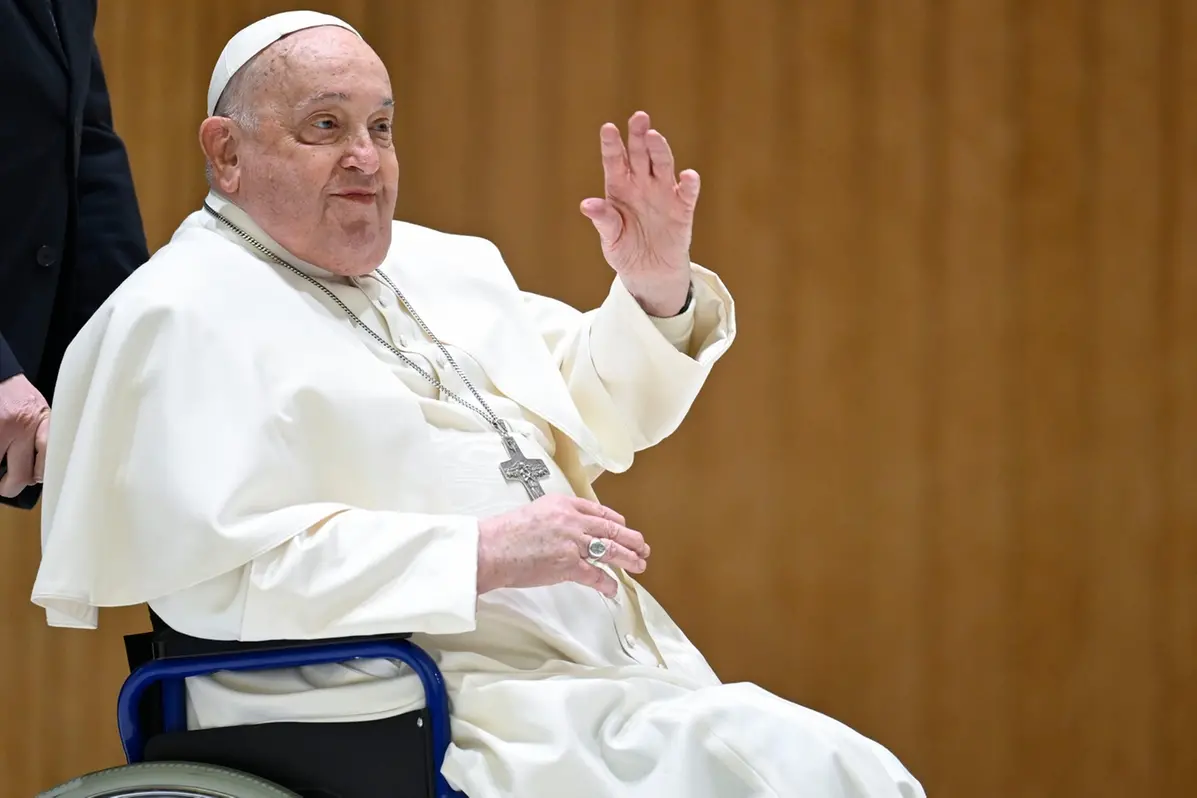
[313,119,336,130]
[373,121,392,133]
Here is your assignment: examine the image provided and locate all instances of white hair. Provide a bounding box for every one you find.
[204,60,262,187]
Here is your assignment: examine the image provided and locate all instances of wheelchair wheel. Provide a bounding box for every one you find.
[37,761,301,797]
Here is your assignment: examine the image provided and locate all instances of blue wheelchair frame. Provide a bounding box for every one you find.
[117,635,464,798]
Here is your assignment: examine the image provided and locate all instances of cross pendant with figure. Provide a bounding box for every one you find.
[497,424,550,500]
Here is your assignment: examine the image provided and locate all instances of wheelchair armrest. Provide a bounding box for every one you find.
[149,629,413,660]
[119,636,455,796]
[138,607,414,662]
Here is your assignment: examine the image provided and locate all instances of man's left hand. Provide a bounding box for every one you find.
[580,111,698,317]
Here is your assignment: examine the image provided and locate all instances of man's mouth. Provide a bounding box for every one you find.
[332,189,376,204]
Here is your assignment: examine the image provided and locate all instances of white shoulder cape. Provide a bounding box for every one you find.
[31,207,736,630]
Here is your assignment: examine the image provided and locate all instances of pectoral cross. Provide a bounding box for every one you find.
[498,426,550,500]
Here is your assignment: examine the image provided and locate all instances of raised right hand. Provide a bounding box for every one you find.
[0,373,50,498]
[477,495,650,598]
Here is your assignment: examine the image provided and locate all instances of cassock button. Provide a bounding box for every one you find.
[624,633,636,648]
[436,356,447,368]
[378,294,391,307]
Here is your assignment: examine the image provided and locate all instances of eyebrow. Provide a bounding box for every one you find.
[296,91,394,111]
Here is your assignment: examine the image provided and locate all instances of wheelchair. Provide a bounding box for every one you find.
[39,613,465,798]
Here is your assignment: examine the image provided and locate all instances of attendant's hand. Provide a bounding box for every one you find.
[580,110,699,317]
[0,374,50,498]
[477,495,650,598]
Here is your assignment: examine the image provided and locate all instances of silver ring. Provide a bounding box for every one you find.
[586,537,610,564]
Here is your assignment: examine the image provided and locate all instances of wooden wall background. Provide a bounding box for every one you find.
[0,0,1193,795]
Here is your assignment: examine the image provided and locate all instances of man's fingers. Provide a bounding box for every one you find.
[645,129,675,182]
[599,122,628,187]
[572,561,620,599]
[569,497,626,527]
[569,499,649,557]
[678,168,701,208]
[579,198,624,247]
[582,516,649,560]
[33,416,50,483]
[626,111,651,176]
[0,431,36,497]
[0,375,51,491]
[589,537,647,574]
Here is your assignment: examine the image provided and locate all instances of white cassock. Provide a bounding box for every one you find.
[32,192,924,798]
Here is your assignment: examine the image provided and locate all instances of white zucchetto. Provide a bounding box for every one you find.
[207,10,361,116]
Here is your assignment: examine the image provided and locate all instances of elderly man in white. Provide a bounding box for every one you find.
[33,11,923,798]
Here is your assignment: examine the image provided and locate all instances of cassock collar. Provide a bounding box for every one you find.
[202,191,359,284]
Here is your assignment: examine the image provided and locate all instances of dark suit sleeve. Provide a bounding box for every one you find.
[0,334,22,383]
[1,41,148,512]
[70,38,148,328]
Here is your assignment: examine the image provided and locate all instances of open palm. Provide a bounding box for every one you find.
[580,111,700,317]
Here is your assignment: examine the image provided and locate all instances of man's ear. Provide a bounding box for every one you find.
[199,117,243,194]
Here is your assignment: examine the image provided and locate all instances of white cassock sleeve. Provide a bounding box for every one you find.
[33,295,481,637]
[236,511,481,641]
[522,263,736,472]
[147,509,482,642]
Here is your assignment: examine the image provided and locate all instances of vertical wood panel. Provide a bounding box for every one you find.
[1163,3,1197,793]
[0,517,36,798]
[0,2,1193,797]
[867,0,932,768]
[930,0,1016,793]
[475,0,547,277]
[387,1,479,235]
[1013,0,1091,795]
[538,0,620,313]
[784,0,868,720]
[1087,0,1165,793]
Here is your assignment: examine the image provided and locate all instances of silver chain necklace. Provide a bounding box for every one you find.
[203,202,552,500]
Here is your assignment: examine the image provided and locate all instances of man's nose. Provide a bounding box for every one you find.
[340,130,380,173]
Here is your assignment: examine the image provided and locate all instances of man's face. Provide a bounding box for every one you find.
[231,28,398,276]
